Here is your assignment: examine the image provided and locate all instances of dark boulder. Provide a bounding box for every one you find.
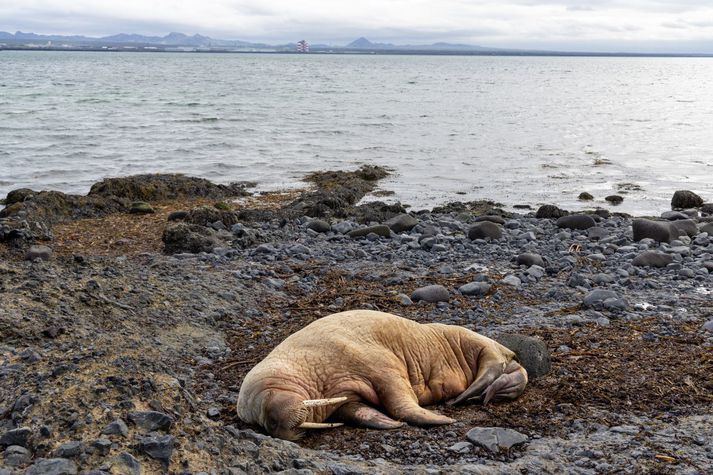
[162,223,221,254]
[578,192,594,201]
[496,334,551,379]
[605,195,623,205]
[467,222,502,240]
[671,190,704,209]
[385,214,419,233]
[632,219,672,243]
[5,188,35,205]
[184,206,240,227]
[535,205,567,219]
[556,214,596,230]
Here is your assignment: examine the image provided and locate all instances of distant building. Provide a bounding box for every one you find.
[296,40,309,53]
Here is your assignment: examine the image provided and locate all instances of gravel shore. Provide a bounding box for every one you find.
[1,168,711,474]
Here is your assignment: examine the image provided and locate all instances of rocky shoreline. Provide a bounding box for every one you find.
[1,167,711,474]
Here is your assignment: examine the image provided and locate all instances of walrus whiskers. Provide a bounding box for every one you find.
[298,422,344,429]
[302,396,348,407]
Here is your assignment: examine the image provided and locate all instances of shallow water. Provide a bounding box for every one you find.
[1,51,712,214]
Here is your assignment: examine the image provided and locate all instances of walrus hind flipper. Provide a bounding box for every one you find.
[334,402,405,429]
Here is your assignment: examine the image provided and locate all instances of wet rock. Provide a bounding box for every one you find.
[185,206,240,227]
[162,223,221,254]
[127,411,173,432]
[128,201,154,214]
[25,245,52,261]
[632,219,672,243]
[4,445,31,467]
[348,225,391,239]
[5,188,35,205]
[89,174,251,201]
[632,251,673,268]
[702,203,713,214]
[25,458,78,475]
[458,282,491,297]
[0,427,31,447]
[306,219,331,233]
[496,334,551,379]
[605,195,623,205]
[671,190,703,209]
[556,215,596,230]
[535,205,567,219]
[137,435,175,465]
[109,453,141,475]
[467,222,502,240]
[101,419,128,437]
[517,253,545,268]
[701,223,713,235]
[385,214,418,233]
[411,285,450,303]
[466,427,528,453]
[578,192,594,201]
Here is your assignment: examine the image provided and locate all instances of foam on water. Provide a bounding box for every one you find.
[0,51,712,213]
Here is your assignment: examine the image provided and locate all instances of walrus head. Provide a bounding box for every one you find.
[253,390,347,440]
[448,349,528,406]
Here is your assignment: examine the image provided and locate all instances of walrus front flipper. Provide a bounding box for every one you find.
[376,377,456,426]
[335,402,405,429]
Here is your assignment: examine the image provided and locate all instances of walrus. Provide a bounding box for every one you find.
[237,310,527,440]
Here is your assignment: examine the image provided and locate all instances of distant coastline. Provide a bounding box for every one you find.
[2,30,712,57]
[2,46,713,58]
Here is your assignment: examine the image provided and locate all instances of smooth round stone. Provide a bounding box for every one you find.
[605,195,623,205]
[129,201,154,214]
[578,192,594,201]
[556,215,596,230]
[385,214,418,233]
[306,219,331,233]
[632,219,672,243]
[348,225,391,239]
[411,285,450,303]
[496,334,551,379]
[467,222,502,240]
[458,282,491,297]
[25,245,52,261]
[475,215,506,225]
[517,252,545,268]
[501,275,521,287]
[661,211,689,221]
[632,251,673,268]
[536,204,567,219]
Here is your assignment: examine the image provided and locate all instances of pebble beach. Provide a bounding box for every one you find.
[0,166,712,474]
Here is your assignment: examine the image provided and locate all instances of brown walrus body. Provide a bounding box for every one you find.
[237,310,527,440]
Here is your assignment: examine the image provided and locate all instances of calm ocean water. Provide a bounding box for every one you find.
[1,51,712,214]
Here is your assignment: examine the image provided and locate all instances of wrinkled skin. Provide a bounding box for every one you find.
[237,310,528,440]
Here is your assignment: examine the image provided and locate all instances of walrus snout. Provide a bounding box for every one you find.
[261,392,347,440]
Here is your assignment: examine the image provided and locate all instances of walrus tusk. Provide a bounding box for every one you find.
[302,396,348,407]
[298,422,344,429]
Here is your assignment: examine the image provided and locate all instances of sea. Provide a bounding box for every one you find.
[1,50,712,215]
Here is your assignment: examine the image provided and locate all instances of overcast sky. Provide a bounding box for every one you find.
[2,0,713,53]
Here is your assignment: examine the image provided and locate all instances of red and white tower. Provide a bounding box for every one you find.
[296,40,309,53]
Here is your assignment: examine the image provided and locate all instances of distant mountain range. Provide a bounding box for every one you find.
[345,37,499,52]
[0,30,500,52]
